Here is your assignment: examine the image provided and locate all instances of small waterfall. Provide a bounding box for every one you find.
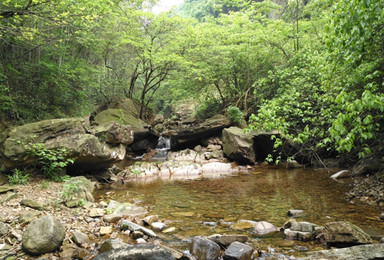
[151,135,171,160]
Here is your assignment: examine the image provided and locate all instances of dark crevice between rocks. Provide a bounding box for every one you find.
[171,129,224,151]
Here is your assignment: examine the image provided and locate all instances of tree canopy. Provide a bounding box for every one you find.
[1,0,383,163]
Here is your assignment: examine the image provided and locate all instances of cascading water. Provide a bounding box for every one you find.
[151,135,171,160]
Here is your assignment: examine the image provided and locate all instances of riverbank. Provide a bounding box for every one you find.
[0,167,383,259]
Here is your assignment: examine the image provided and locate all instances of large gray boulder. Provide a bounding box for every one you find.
[93,122,134,145]
[1,118,133,170]
[222,127,255,164]
[94,108,150,137]
[190,236,221,260]
[323,221,372,247]
[93,244,175,260]
[223,127,281,164]
[91,99,158,153]
[22,215,65,255]
[171,114,231,149]
[252,221,278,235]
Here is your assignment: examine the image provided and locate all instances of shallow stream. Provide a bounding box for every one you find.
[95,167,384,253]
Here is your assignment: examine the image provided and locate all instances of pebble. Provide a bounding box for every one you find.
[143,215,159,226]
[151,222,167,231]
[136,238,146,244]
[103,214,122,223]
[131,231,144,239]
[89,208,104,218]
[99,201,108,208]
[162,227,176,233]
[99,226,113,235]
[72,232,89,246]
[288,209,304,218]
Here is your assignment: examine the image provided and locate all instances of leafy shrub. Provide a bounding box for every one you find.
[25,143,74,181]
[60,179,81,202]
[129,168,142,176]
[8,168,29,185]
[227,106,243,123]
[40,180,48,189]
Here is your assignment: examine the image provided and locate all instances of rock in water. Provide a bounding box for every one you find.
[94,244,175,260]
[287,209,304,218]
[253,221,278,235]
[208,234,248,247]
[190,236,221,260]
[22,215,65,255]
[323,221,372,247]
[309,244,384,260]
[223,241,254,260]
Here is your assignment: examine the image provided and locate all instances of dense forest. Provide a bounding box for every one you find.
[1,0,383,164]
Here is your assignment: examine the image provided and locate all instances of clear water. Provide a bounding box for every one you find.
[95,167,384,253]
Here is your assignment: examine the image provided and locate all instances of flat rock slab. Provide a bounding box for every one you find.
[20,199,45,211]
[308,244,384,260]
[0,186,15,194]
[323,221,372,247]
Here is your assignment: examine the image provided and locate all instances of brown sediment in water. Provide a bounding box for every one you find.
[95,167,384,252]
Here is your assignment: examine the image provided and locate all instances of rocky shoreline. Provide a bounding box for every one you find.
[0,171,384,260]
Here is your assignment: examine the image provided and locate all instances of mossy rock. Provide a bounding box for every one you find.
[63,176,95,208]
[0,186,16,194]
[94,109,149,135]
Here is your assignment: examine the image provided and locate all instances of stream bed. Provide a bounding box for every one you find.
[95,167,384,254]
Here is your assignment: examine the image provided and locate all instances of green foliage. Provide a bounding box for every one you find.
[8,168,29,185]
[129,168,142,176]
[195,98,223,120]
[25,143,74,181]
[1,0,382,164]
[227,106,243,123]
[60,179,82,202]
[40,180,48,190]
